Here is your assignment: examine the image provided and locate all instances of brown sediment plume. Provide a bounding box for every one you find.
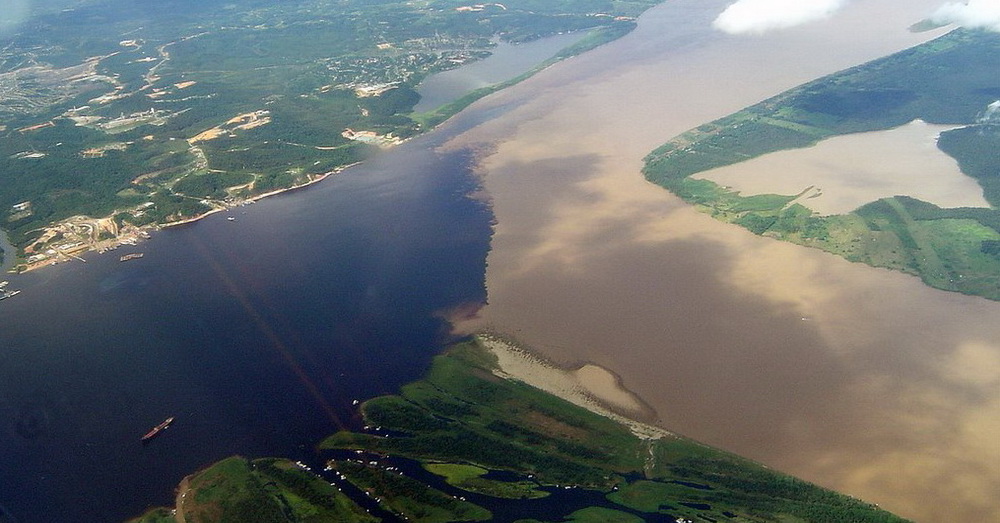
[443,0,1000,520]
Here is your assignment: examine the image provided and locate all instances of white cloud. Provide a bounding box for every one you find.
[712,0,848,35]
[932,0,1000,32]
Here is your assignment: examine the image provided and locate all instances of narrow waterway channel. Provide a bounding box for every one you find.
[413,32,586,113]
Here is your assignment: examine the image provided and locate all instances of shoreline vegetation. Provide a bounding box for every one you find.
[642,29,1000,300]
[131,336,911,523]
[1,0,658,274]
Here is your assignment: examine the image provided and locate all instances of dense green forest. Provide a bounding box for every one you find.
[643,29,1000,300]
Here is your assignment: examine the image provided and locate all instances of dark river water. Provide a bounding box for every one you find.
[0,121,496,522]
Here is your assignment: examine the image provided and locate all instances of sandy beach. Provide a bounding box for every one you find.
[480,334,670,441]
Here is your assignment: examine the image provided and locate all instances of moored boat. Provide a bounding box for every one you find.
[0,285,19,301]
[141,416,174,442]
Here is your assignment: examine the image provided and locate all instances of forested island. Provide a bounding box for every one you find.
[643,29,1000,300]
[0,0,656,271]
[130,338,909,523]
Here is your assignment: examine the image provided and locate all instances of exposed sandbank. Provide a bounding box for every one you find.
[479,334,669,440]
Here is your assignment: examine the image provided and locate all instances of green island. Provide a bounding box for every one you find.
[0,0,658,272]
[129,456,377,523]
[642,29,1000,300]
[132,338,910,522]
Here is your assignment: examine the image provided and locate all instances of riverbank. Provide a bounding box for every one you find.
[159,169,343,229]
[10,164,354,274]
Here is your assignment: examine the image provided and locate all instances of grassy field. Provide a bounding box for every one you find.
[423,463,549,499]
[643,30,1000,300]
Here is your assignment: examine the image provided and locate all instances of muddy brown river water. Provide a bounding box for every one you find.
[444,0,1000,520]
[695,120,991,215]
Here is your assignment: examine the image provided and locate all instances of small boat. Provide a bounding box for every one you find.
[227,216,236,221]
[141,416,175,442]
[120,253,144,262]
